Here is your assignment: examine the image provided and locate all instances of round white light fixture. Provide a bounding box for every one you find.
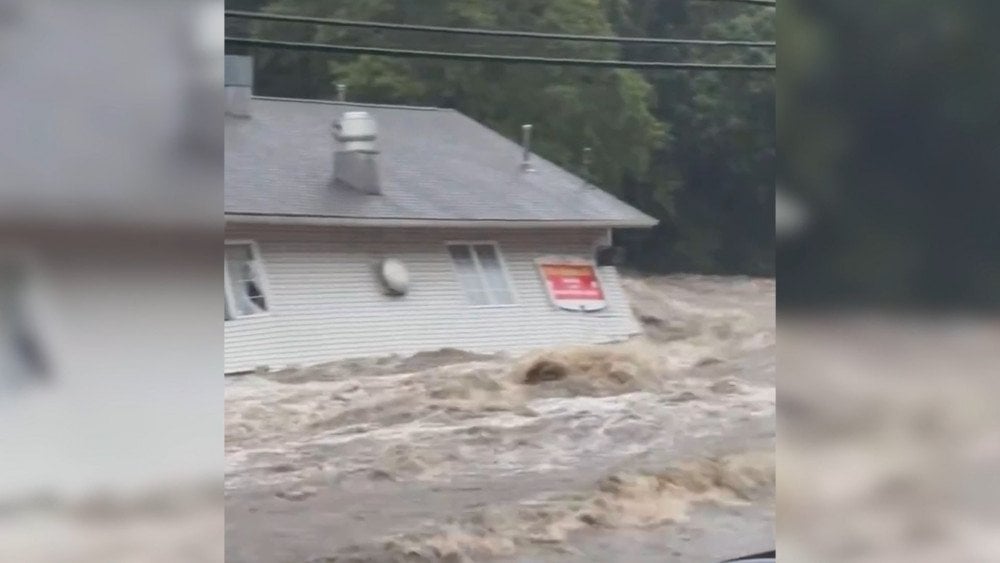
[379,258,409,296]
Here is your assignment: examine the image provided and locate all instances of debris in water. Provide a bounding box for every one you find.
[513,343,660,396]
[671,391,702,403]
[710,379,742,395]
[275,486,317,502]
[522,359,568,384]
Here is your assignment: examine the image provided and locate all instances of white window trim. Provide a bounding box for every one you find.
[444,241,519,308]
[225,239,272,320]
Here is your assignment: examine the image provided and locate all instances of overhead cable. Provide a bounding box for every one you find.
[225,11,775,48]
[226,37,776,71]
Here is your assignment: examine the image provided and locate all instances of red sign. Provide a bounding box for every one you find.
[538,262,607,311]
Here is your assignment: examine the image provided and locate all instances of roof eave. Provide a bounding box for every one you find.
[225,213,657,229]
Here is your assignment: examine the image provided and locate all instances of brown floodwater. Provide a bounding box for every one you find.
[225,275,776,562]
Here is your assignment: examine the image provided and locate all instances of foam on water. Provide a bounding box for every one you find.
[331,451,775,562]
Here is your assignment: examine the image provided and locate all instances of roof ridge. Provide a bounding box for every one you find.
[252,95,445,112]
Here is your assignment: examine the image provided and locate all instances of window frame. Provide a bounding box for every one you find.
[444,240,518,308]
[224,239,272,321]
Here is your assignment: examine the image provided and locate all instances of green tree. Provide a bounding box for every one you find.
[608,2,775,275]
[254,0,665,199]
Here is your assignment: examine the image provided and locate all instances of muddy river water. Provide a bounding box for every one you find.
[225,275,775,562]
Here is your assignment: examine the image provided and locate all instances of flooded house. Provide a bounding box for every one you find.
[224,55,657,374]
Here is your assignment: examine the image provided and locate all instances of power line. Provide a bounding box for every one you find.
[226,37,776,71]
[694,0,776,6]
[224,11,774,49]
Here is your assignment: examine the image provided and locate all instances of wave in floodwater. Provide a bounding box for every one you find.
[332,451,775,563]
[225,342,771,488]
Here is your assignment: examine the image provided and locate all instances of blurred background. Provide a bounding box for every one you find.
[779,0,1000,308]
[779,0,1000,560]
[0,0,223,561]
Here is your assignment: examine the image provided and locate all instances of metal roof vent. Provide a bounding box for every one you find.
[224,55,253,118]
[520,124,535,172]
[333,111,381,195]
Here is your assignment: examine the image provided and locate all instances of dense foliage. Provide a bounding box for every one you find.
[228,0,775,276]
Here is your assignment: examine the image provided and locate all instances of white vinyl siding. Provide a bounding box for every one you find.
[224,225,641,374]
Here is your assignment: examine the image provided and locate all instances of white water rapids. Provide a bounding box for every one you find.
[225,275,775,562]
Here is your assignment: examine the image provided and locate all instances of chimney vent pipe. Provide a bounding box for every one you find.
[520,124,534,172]
[224,55,253,118]
[333,111,381,195]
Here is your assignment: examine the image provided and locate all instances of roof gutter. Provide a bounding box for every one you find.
[225,213,657,229]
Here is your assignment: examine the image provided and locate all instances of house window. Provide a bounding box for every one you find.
[447,243,514,306]
[225,242,269,319]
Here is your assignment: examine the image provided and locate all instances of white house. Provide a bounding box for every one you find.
[224,56,657,374]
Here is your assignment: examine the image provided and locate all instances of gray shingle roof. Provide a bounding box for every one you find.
[225,97,656,227]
